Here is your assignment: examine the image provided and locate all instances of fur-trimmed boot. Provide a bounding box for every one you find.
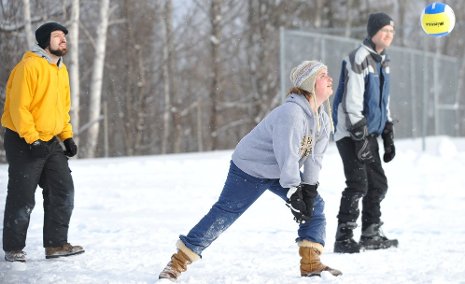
[299,240,342,277]
[159,240,200,281]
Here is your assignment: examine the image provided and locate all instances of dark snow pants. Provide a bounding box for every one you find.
[335,136,388,230]
[2,129,75,251]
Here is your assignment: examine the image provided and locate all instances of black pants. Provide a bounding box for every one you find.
[335,136,388,230]
[2,129,75,251]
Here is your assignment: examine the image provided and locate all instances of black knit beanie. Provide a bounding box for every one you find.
[35,22,68,49]
[367,13,394,38]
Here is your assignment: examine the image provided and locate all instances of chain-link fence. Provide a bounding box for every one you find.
[280,28,465,141]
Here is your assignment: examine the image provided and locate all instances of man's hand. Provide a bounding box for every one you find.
[382,121,395,163]
[63,138,77,157]
[349,118,374,162]
[30,140,49,158]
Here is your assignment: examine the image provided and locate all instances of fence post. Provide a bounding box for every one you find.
[279,27,286,102]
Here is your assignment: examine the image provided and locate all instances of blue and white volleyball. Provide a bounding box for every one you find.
[420,2,455,37]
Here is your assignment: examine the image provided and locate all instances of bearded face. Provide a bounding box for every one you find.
[49,45,68,57]
[47,30,68,57]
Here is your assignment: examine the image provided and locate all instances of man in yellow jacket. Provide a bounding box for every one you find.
[1,22,84,262]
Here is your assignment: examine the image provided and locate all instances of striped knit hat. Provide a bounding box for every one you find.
[289,60,334,134]
[290,60,327,94]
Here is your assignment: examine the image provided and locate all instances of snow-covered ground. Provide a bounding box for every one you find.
[1,136,464,284]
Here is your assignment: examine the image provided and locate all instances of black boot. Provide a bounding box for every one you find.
[359,223,398,250]
[334,222,360,253]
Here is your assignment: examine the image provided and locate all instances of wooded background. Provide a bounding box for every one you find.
[1,0,464,160]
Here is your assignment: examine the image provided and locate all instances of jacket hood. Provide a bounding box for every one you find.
[285,93,314,118]
[29,44,64,67]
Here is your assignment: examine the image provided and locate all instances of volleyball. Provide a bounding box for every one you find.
[420,2,455,37]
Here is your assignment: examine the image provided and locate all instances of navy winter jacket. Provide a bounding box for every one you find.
[332,38,392,141]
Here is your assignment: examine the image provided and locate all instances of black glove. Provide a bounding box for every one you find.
[30,139,49,158]
[349,118,374,162]
[382,121,395,163]
[286,185,310,224]
[63,138,78,157]
[301,183,318,218]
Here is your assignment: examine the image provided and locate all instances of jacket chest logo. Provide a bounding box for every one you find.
[300,136,313,157]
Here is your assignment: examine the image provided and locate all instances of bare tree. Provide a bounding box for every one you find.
[69,0,80,146]
[161,0,174,154]
[1,0,464,161]
[208,0,222,150]
[84,0,109,158]
[245,1,284,123]
[396,0,407,46]
[344,0,354,37]
[22,0,33,49]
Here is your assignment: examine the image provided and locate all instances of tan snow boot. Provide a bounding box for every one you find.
[159,240,200,281]
[299,240,342,277]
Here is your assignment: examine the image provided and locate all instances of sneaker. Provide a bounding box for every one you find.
[45,243,85,259]
[5,250,27,262]
[334,238,360,253]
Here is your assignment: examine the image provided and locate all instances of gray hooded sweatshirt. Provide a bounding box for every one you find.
[231,94,331,189]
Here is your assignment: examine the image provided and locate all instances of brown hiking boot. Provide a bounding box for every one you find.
[299,240,342,277]
[45,243,85,259]
[159,240,200,281]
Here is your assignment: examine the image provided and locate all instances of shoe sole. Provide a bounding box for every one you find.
[360,242,398,250]
[361,244,397,250]
[5,258,26,263]
[302,267,343,277]
[333,246,360,253]
[46,250,85,259]
[333,249,360,253]
[302,273,321,277]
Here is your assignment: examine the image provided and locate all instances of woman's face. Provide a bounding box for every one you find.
[314,68,333,102]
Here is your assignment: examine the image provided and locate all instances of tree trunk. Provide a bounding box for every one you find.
[344,0,353,37]
[85,0,109,158]
[165,0,182,153]
[208,0,222,150]
[161,0,172,154]
[69,0,80,147]
[22,0,33,49]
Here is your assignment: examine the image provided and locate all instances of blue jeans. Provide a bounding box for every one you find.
[180,161,326,257]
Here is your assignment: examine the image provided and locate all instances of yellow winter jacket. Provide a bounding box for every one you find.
[1,50,73,144]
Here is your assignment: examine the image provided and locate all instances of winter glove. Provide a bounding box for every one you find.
[301,183,318,218]
[30,139,49,158]
[382,121,395,163]
[286,185,310,224]
[349,118,374,162]
[63,138,78,157]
